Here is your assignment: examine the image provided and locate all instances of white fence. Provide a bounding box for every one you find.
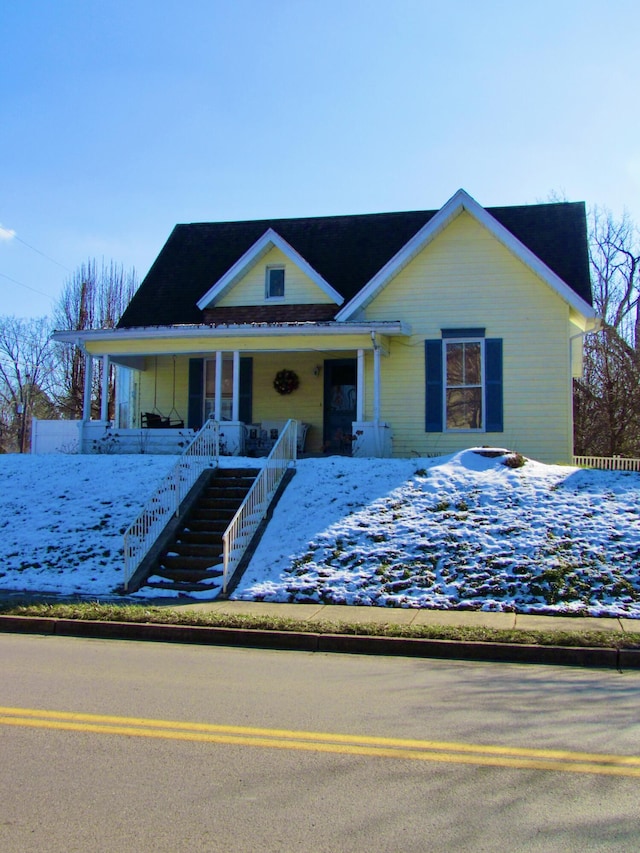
[123,420,221,590]
[222,419,297,594]
[573,455,640,472]
[31,418,82,453]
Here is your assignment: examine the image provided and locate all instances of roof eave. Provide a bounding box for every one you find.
[52,320,412,346]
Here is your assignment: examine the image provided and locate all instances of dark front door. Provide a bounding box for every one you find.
[323,358,357,454]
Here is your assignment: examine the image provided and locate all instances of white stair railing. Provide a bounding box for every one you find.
[222,419,297,593]
[123,420,220,590]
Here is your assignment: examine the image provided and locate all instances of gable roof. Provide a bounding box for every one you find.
[118,192,593,328]
[337,189,595,320]
[195,227,343,310]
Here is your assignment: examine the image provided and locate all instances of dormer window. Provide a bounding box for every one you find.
[266,266,285,299]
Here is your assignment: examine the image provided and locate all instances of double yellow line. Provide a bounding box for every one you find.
[1,705,639,777]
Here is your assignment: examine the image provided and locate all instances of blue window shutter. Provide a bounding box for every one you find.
[187,358,204,430]
[485,339,503,432]
[239,357,253,424]
[425,340,443,432]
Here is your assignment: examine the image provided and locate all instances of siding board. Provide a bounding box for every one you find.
[363,212,573,463]
[217,246,334,307]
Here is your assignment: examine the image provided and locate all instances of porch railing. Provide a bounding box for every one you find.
[573,455,640,472]
[222,418,297,594]
[123,419,221,590]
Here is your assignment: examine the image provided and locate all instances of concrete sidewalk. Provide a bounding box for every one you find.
[174,599,640,637]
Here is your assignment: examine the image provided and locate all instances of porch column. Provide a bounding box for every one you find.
[232,350,240,421]
[100,354,110,422]
[373,343,381,425]
[214,351,223,420]
[356,349,365,422]
[82,353,93,421]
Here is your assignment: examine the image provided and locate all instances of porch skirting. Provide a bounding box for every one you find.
[32,419,393,457]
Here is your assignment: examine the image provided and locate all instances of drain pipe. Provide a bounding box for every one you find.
[372,331,382,457]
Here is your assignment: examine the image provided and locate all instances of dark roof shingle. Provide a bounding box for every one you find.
[118,202,592,328]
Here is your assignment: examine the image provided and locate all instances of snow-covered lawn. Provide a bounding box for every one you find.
[1,449,639,617]
[0,455,175,598]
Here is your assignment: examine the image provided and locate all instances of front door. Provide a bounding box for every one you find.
[323,358,357,454]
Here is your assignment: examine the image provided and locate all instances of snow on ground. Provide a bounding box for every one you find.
[0,454,176,598]
[1,450,639,616]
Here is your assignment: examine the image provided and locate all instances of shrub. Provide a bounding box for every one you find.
[503,452,526,469]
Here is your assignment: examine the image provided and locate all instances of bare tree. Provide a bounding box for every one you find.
[589,208,640,342]
[53,260,137,419]
[0,316,59,453]
[574,207,640,456]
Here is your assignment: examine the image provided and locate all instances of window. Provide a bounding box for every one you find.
[445,340,483,430]
[187,357,253,430]
[425,336,503,433]
[266,266,285,299]
[204,357,233,420]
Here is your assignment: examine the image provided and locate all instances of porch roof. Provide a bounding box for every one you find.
[52,320,411,359]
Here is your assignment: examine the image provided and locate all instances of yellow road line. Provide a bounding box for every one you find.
[1,706,638,777]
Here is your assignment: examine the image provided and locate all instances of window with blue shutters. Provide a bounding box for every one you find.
[445,339,483,429]
[425,334,503,433]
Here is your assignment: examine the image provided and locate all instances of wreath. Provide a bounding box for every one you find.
[273,369,299,395]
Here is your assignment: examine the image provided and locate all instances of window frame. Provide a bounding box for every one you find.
[204,356,234,421]
[265,265,285,300]
[425,334,503,435]
[442,337,485,432]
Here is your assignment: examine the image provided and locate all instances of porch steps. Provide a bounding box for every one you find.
[144,468,259,595]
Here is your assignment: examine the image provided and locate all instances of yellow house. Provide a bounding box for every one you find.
[53,190,598,463]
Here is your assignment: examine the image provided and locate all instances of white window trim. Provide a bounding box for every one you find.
[442,338,486,432]
[265,265,285,300]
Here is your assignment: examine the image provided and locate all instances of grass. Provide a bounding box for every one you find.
[1,601,640,649]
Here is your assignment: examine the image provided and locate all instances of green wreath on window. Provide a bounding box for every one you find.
[273,369,300,395]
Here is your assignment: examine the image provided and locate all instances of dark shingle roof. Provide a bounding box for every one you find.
[118,201,592,328]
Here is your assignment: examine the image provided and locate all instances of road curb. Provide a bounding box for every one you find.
[0,615,58,634]
[0,614,635,668]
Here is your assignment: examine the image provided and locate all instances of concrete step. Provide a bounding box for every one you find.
[177,531,223,546]
[197,499,239,514]
[154,566,223,583]
[161,554,223,572]
[146,580,221,593]
[208,476,254,486]
[190,508,236,522]
[214,469,260,480]
[203,487,251,500]
[183,518,228,533]
[169,542,223,558]
[143,466,259,595]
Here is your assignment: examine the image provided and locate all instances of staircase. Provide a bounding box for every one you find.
[144,467,260,595]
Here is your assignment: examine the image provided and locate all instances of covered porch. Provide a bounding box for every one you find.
[49,322,408,456]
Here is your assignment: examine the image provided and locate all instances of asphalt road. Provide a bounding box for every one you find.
[1,634,640,852]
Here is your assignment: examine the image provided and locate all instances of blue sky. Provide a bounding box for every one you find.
[2,0,639,320]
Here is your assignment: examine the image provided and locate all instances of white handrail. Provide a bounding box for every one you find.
[123,420,220,590]
[222,419,297,593]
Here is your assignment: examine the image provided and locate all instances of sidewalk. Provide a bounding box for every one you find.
[175,598,640,637]
[2,598,640,669]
